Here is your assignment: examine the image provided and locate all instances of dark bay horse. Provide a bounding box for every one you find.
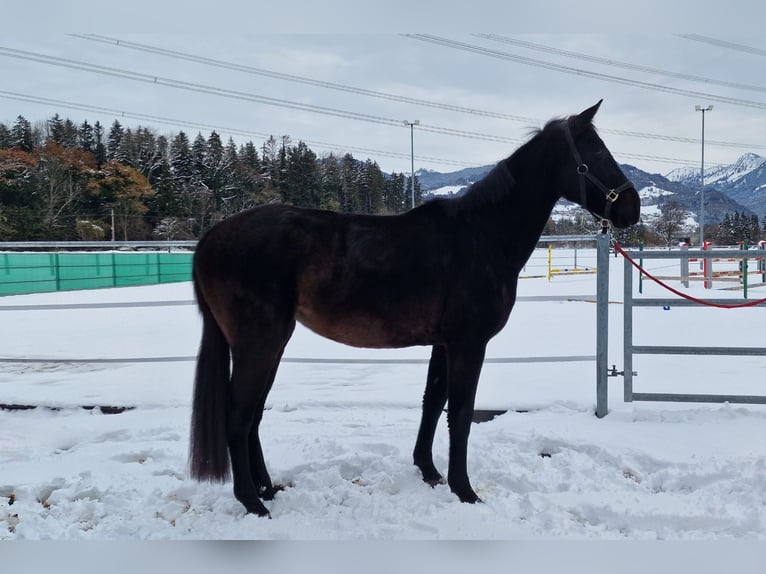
[189,100,640,517]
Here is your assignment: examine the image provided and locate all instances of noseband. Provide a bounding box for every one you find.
[563,122,634,227]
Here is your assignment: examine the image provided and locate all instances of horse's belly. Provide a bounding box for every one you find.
[295,307,431,349]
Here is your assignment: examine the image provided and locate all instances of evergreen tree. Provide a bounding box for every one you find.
[282,141,319,208]
[748,214,761,243]
[107,120,124,161]
[203,130,234,215]
[318,154,342,211]
[147,135,179,219]
[0,123,11,149]
[717,212,736,244]
[358,160,385,214]
[191,132,208,182]
[78,120,95,154]
[260,135,280,190]
[170,131,194,182]
[234,141,272,208]
[11,116,34,152]
[47,114,65,144]
[339,153,360,213]
[93,121,107,166]
[382,172,407,214]
[61,119,79,148]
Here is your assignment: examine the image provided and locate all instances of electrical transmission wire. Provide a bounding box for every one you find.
[71,34,538,125]
[405,34,766,111]
[0,90,479,168]
[0,44,534,145]
[71,34,763,152]
[476,34,766,96]
[0,45,726,168]
[676,34,766,58]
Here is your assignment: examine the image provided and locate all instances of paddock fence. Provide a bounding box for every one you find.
[0,241,196,296]
[0,234,613,419]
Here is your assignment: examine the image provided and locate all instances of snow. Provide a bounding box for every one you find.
[638,185,674,202]
[2,248,766,548]
[666,153,766,186]
[426,184,469,197]
[705,153,766,186]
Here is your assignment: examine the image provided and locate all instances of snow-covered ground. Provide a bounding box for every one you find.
[2,248,766,548]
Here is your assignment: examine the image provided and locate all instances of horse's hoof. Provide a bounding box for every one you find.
[259,483,287,501]
[423,476,446,488]
[245,503,271,518]
[450,483,481,504]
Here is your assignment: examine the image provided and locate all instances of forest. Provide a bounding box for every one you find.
[0,114,422,241]
[1,113,764,246]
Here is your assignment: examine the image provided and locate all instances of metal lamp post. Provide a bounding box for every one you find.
[695,105,713,246]
[403,120,419,209]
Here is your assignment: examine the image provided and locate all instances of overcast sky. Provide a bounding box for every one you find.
[2,27,765,177]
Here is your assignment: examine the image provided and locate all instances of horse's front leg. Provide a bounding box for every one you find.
[413,345,448,485]
[445,343,487,504]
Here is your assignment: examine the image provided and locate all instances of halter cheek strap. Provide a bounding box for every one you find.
[563,123,634,225]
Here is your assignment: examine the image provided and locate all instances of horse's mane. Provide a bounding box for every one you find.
[436,117,569,217]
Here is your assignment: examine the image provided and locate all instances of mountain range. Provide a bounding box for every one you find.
[418,153,766,223]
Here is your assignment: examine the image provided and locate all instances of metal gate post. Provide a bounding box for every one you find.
[623,252,634,402]
[595,232,610,417]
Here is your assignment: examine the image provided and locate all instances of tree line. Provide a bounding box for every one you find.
[2,113,764,247]
[0,114,422,241]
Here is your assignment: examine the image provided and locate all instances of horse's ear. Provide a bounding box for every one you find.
[570,99,603,133]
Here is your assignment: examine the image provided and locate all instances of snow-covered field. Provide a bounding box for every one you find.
[2,248,766,553]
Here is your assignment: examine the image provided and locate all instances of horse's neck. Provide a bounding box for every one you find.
[463,155,562,266]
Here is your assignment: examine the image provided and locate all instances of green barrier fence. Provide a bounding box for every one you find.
[0,251,194,296]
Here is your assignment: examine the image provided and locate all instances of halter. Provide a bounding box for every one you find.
[563,121,634,228]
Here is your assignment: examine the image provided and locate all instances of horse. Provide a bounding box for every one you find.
[189,100,640,517]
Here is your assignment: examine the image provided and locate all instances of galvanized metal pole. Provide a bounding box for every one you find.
[623,252,634,403]
[695,105,713,246]
[403,120,419,209]
[410,123,415,209]
[595,232,610,417]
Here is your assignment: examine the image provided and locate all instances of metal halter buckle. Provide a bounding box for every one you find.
[577,164,589,175]
[606,189,620,202]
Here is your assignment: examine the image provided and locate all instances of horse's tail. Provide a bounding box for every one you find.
[189,267,231,482]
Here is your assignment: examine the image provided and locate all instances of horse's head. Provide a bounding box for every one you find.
[556,100,640,229]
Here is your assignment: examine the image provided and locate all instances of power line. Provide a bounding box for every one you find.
[0,45,531,146]
[0,90,479,168]
[405,34,766,111]
[0,43,527,145]
[677,34,766,58]
[72,34,764,152]
[0,45,709,168]
[71,34,538,124]
[476,34,766,96]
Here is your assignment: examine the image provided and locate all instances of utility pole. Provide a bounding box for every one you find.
[403,120,419,209]
[695,105,713,246]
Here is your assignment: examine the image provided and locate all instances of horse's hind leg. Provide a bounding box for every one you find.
[248,359,286,501]
[228,321,294,516]
[413,345,448,485]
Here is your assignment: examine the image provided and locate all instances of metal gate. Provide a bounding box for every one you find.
[619,247,766,406]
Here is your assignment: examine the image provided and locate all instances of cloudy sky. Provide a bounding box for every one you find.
[2,15,765,178]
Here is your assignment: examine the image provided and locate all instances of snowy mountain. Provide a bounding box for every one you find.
[668,153,766,185]
[665,153,766,218]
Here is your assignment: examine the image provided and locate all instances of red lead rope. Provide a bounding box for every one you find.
[613,242,766,309]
